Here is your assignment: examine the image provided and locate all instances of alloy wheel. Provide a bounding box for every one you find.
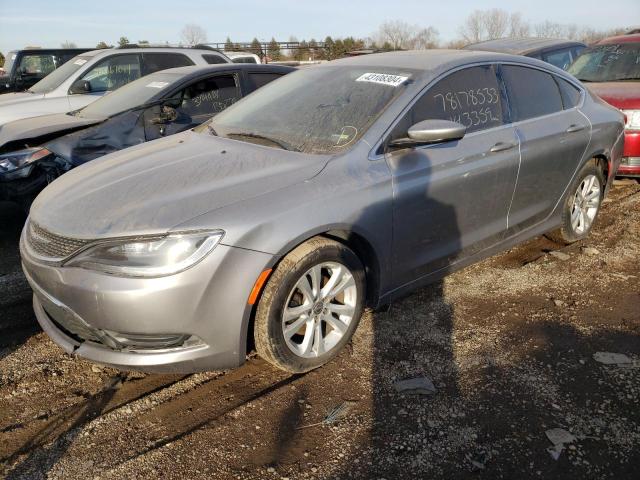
[570,174,601,235]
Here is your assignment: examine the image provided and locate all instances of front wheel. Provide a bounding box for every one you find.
[254,237,365,373]
[548,161,604,244]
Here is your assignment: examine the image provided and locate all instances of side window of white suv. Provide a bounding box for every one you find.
[80,54,142,93]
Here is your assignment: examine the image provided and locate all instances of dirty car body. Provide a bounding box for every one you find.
[21,51,624,373]
[0,64,293,207]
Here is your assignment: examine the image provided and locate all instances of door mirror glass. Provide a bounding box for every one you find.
[390,120,466,148]
[69,79,92,94]
[150,105,178,124]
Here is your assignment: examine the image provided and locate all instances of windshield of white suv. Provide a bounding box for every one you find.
[75,71,180,118]
[568,44,640,82]
[204,66,415,154]
[28,56,91,93]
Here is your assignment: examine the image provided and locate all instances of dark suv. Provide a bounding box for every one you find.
[0,48,92,93]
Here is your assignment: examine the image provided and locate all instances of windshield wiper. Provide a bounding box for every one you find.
[226,132,298,151]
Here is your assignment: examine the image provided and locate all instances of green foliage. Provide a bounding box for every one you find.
[250,38,264,59]
[96,41,111,49]
[0,51,4,68]
[267,38,282,61]
[224,37,234,51]
[118,36,130,47]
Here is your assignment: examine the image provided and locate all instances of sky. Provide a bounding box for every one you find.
[1,0,638,53]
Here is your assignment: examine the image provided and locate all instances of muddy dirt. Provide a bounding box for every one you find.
[0,182,638,480]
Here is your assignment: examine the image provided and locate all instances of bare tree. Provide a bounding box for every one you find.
[373,20,439,50]
[508,12,531,37]
[61,41,77,48]
[534,20,564,38]
[459,9,532,44]
[459,10,487,43]
[180,24,207,46]
[484,8,510,39]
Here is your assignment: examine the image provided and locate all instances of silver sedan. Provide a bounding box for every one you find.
[20,50,625,373]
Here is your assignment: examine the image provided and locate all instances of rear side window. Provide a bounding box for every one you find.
[555,77,581,109]
[203,54,228,65]
[142,53,194,75]
[393,64,505,138]
[501,65,563,121]
[247,72,285,90]
[81,54,142,92]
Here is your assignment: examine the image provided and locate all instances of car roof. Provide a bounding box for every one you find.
[80,47,230,58]
[463,37,585,55]
[157,63,295,80]
[598,33,640,44]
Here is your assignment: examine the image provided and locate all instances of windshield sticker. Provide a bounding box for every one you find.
[146,81,170,89]
[356,72,409,87]
[331,126,358,147]
[73,59,87,65]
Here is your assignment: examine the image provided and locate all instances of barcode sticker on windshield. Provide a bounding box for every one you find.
[146,81,169,89]
[356,72,408,87]
[74,59,87,65]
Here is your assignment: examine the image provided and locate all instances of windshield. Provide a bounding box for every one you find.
[2,51,17,76]
[205,66,415,154]
[568,43,640,82]
[29,55,91,93]
[76,71,179,118]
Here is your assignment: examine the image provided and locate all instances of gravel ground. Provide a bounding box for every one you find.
[0,181,638,480]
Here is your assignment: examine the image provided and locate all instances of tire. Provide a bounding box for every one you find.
[547,161,605,244]
[254,237,366,373]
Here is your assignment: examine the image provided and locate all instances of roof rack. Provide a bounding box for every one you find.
[115,43,225,55]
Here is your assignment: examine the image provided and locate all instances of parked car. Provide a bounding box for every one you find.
[0,47,230,127]
[0,64,293,209]
[225,51,262,64]
[20,50,624,374]
[568,33,640,177]
[463,38,587,70]
[0,48,93,94]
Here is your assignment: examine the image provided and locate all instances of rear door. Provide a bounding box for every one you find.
[500,64,590,233]
[385,64,520,287]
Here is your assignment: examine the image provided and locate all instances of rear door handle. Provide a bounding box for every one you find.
[566,124,586,133]
[489,141,517,153]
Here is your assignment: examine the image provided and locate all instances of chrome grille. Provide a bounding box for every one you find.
[27,221,90,259]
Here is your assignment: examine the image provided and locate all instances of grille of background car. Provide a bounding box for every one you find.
[27,221,90,259]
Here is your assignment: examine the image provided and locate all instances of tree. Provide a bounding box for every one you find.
[0,51,5,68]
[267,38,282,61]
[324,36,335,60]
[459,9,531,43]
[250,38,264,59]
[373,20,439,50]
[224,37,234,51]
[295,40,310,61]
[61,41,77,48]
[118,36,130,47]
[309,38,319,60]
[180,24,207,46]
[96,41,111,49]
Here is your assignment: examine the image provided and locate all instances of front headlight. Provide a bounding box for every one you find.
[622,110,640,130]
[64,231,224,277]
[0,147,52,179]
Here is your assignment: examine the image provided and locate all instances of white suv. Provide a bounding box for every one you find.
[0,47,230,126]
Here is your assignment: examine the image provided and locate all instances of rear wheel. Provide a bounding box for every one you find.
[254,237,365,373]
[547,161,604,244]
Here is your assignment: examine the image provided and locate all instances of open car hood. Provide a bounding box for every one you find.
[0,113,103,151]
[30,130,329,239]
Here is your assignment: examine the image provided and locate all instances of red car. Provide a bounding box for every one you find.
[568,33,640,177]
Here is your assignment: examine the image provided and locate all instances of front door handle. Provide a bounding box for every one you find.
[566,124,585,133]
[489,141,517,153]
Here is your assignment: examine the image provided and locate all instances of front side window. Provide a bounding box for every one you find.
[390,64,505,142]
[501,65,563,121]
[142,53,194,75]
[568,43,640,82]
[168,74,240,121]
[29,55,90,93]
[206,66,414,154]
[80,54,141,93]
[543,48,574,70]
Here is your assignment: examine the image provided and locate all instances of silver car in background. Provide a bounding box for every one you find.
[20,50,624,374]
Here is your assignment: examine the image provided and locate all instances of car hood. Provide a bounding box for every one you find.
[0,113,103,151]
[0,91,45,106]
[30,131,329,239]
[586,82,640,110]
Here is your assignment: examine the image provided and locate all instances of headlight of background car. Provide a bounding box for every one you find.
[622,110,640,131]
[64,231,224,277]
[0,147,52,180]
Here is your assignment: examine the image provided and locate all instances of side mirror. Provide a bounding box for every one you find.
[389,120,466,148]
[150,105,178,125]
[69,79,92,95]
